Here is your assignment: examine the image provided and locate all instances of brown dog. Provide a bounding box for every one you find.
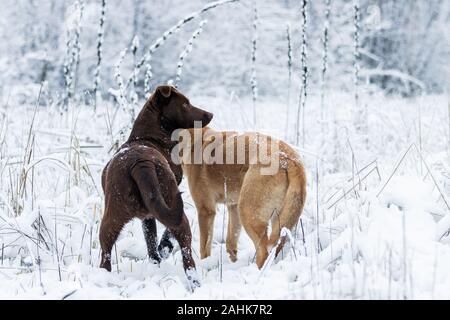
[176,127,306,269]
[99,85,212,287]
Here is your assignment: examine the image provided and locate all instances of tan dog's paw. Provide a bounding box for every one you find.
[227,250,238,263]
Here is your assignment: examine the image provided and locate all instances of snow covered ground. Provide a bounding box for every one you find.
[0,88,449,299]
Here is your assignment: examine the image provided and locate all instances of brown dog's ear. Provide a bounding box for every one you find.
[156,85,172,98]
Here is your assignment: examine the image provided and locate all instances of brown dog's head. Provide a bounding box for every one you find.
[153,85,213,129]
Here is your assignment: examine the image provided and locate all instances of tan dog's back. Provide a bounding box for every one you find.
[180,128,306,268]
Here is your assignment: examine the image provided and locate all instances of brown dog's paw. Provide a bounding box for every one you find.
[149,253,162,265]
[158,238,174,260]
[100,253,112,272]
[186,268,201,292]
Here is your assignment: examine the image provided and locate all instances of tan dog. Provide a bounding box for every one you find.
[176,127,306,268]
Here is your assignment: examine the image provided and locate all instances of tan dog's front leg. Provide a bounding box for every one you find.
[197,205,216,259]
[226,204,241,262]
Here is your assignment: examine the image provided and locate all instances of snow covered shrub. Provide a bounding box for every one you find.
[296,0,308,146]
[93,0,107,107]
[250,2,258,127]
[285,23,293,140]
[63,0,85,106]
[175,20,208,88]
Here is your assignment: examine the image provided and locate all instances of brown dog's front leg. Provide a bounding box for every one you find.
[197,206,216,259]
[226,204,241,262]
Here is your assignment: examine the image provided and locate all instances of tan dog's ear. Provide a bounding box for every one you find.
[156,85,172,98]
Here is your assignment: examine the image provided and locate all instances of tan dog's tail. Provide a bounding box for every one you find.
[268,160,307,256]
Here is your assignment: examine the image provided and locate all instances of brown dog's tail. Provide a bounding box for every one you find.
[268,159,307,256]
[131,162,184,228]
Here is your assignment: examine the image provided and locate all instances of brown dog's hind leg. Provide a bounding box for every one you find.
[170,214,200,288]
[142,218,161,264]
[226,204,241,262]
[99,209,129,271]
[170,215,195,270]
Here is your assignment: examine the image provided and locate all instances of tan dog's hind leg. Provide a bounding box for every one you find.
[239,168,287,269]
[243,217,269,269]
[197,204,216,259]
[226,204,241,262]
[268,162,307,257]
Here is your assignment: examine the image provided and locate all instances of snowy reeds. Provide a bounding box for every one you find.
[16,84,42,215]
[320,0,332,159]
[353,0,366,137]
[250,3,258,128]
[130,35,140,109]
[126,0,240,90]
[175,20,207,88]
[353,0,360,108]
[296,0,308,147]
[63,30,72,106]
[144,55,153,97]
[63,0,85,107]
[93,0,107,108]
[320,0,331,121]
[285,24,293,141]
[111,49,133,122]
[131,36,140,91]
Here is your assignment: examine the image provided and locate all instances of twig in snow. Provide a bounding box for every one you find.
[376,144,414,198]
[315,159,320,252]
[62,289,77,300]
[144,54,153,97]
[376,143,449,212]
[37,209,46,295]
[130,35,140,109]
[296,0,308,147]
[93,0,107,108]
[64,0,85,106]
[54,208,62,281]
[412,144,450,212]
[353,0,367,138]
[174,20,207,87]
[320,0,331,123]
[110,49,134,122]
[327,166,380,209]
[353,0,360,109]
[250,2,258,128]
[285,24,293,141]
